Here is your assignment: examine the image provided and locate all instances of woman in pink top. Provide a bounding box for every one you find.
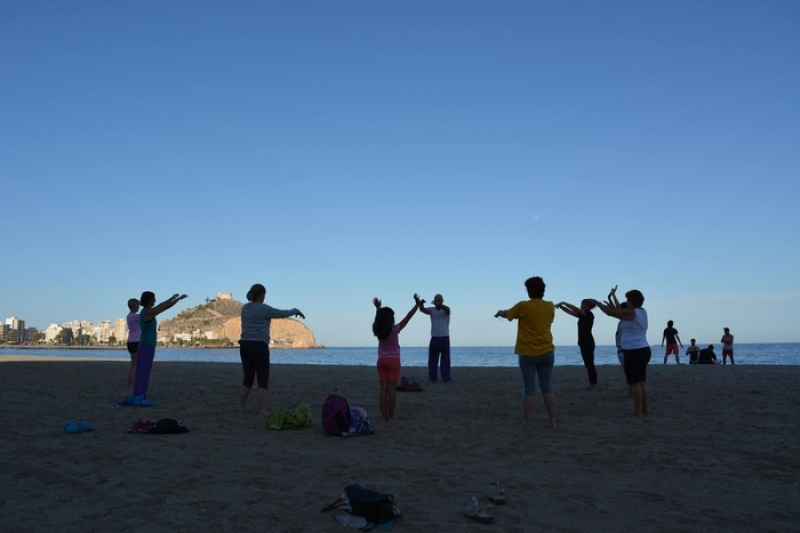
[372,294,422,421]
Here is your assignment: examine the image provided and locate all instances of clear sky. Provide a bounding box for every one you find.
[1,1,798,348]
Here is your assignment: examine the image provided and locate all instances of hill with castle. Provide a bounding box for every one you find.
[158,292,321,348]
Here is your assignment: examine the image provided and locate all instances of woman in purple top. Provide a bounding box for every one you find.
[126,298,141,391]
[372,294,422,421]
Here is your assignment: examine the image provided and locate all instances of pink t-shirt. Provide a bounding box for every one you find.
[377,325,402,359]
[127,312,141,342]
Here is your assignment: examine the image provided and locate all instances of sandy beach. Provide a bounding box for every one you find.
[1,355,798,533]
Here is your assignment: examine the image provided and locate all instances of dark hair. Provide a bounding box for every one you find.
[581,299,596,310]
[140,291,155,308]
[625,289,644,308]
[525,277,545,299]
[708,344,714,350]
[372,307,395,340]
[724,327,729,332]
[691,338,696,343]
[246,283,266,302]
[127,298,139,311]
[667,320,674,327]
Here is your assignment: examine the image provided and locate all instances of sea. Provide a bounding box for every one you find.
[1,343,797,366]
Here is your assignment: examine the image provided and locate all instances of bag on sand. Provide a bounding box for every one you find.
[396,376,423,392]
[320,484,401,526]
[267,404,312,430]
[322,394,351,436]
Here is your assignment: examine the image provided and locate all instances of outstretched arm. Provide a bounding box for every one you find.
[145,294,188,321]
[494,309,508,319]
[418,299,431,315]
[593,299,636,321]
[556,301,583,318]
[607,285,620,309]
[397,294,423,331]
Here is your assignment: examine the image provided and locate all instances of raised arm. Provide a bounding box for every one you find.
[439,303,451,315]
[397,294,423,331]
[418,299,431,315]
[145,294,187,321]
[607,285,620,309]
[556,301,583,318]
[593,299,636,321]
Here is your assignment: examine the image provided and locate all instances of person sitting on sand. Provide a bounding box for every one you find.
[495,276,557,429]
[126,298,141,391]
[238,283,305,416]
[686,339,700,364]
[594,289,650,417]
[556,299,598,391]
[136,291,188,399]
[698,344,717,365]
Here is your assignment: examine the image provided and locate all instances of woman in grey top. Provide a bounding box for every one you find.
[238,283,304,416]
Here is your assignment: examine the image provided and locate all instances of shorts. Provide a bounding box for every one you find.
[377,357,401,382]
[722,349,733,357]
[665,343,679,356]
[623,346,652,385]
[126,341,139,355]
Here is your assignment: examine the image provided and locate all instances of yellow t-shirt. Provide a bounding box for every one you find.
[506,299,555,357]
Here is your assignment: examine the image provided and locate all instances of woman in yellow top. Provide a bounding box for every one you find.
[495,276,557,429]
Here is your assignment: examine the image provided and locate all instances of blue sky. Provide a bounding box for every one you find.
[1,1,798,348]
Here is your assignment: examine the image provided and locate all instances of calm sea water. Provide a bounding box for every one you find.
[2,343,797,366]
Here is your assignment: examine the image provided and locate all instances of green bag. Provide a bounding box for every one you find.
[266,403,312,430]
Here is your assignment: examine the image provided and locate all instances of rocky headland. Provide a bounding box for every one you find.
[158,294,320,348]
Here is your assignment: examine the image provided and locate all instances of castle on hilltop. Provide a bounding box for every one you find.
[217,292,233,300]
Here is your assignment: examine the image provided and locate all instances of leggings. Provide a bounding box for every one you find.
[428,336,451,381]
[134,343,156,398]
[579,342,598,385]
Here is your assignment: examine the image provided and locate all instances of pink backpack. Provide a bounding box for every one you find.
[322,394,351,436]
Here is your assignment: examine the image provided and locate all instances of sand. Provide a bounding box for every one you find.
[1,355,798,533]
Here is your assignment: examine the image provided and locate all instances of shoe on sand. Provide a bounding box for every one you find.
[486,481,506,504]
[464,497,494,524]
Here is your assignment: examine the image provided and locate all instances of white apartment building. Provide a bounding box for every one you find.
[4,317,25,343]
[114,318,128,342]
[44,324,63,342]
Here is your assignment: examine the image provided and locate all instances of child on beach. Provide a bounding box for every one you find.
[126,298,141,390]
[372,294,422,421]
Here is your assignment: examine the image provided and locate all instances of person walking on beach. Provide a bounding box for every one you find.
[662,320,683,364]
[686,339,700,364]
[125,298,141,391]
[419,294,451,383]
[721,328,735,365]
[495,276,557,429]
[594,289,650,416]
[238,283,305,416]
[556,299,598,391]
[135,291,188,399]
[373,294,422,421]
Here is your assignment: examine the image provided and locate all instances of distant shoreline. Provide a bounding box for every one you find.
[0,344,324,350]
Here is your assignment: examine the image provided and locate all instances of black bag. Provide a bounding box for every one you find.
[345,484,396,524]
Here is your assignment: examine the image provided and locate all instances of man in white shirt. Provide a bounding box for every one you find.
[419,294,452,382]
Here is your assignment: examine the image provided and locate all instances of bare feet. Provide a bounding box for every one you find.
[585,385,598,392]
[520,421,532,429]
[548,420,558,428]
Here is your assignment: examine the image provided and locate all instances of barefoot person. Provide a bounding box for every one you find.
[373,294,423,421]
[135,291,188,400]
[419,294,452,383]
[662,320,683,364]
[721,328,735,365]
[594,289,650,416]
[238,283,305,416]
[495,276,557,429]
[556,299,598,391]
[125,298,141,391]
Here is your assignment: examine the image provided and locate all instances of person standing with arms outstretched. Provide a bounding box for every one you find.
[373,294,422,421]
[556,299,598,391]
[721,327,735,365]
[419,294,451,383]
[662,320,683,364]
[238,283,305,416]
[125,298,141,391]
[495,276,557,429]
[595,289,650,417]
[135,291,188,399]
